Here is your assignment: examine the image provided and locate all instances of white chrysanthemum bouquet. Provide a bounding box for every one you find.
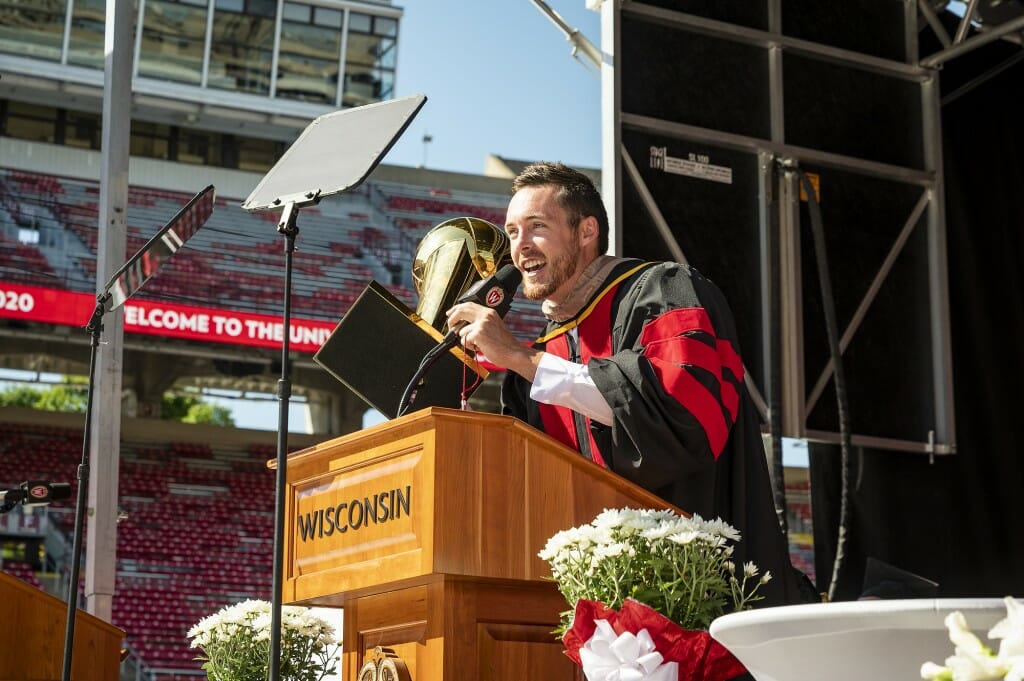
[187,599,340,681]
[539,507,770,634]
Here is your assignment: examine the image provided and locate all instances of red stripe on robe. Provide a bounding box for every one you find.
[639,307,745,457]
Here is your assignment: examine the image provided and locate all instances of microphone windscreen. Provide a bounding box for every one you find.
[49,483,73,501]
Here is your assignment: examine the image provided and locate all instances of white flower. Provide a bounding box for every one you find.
[593,508,634,531]
[991,597,1024,661]
[592,542,634,561]
[922,599,1024,681]
[1007,663,1024,681]
[922,661,953,680]
[539,525,601,560]
[666,530,702,545]
[640,520,684,540]
[697,515,743,542]
[947,611,1009,680]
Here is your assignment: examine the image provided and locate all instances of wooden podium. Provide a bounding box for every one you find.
[278,408,680,681]
[0,572,123,681]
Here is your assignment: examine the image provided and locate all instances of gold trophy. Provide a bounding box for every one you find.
[412,216,511,334]
[314,216,510,419]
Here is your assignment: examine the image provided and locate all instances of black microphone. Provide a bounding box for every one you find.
[440,263,522,350]
[28,481,72,504]
[0,481,73,506]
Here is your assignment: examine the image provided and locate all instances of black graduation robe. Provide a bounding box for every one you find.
[502,259,809,607]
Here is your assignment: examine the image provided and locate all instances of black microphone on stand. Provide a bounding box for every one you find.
[398,263,522,416]
[29,481,72,504]
[0,481,73,513]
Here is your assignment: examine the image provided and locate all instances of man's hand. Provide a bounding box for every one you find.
[445,302,543,381]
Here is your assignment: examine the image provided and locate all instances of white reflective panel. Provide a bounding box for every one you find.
[242,93,426,212]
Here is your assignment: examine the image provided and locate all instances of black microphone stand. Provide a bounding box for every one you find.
[57,186,214,681]
[60,296,110,681]
[267,196,314,681]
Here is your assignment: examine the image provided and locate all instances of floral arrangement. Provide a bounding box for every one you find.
[187,599,340,681]
[921,596,1024,681]
[539,507,768,681]
[539,507,770,633]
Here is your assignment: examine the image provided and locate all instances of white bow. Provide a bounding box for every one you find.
[579,619,679,681]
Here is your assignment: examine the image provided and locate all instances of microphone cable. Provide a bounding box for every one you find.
[396,338,451,418]
[460,347,484,409]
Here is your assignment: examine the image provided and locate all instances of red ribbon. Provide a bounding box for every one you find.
[561,599,749,681]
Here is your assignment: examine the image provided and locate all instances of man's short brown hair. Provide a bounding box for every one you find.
[511,162,608,254]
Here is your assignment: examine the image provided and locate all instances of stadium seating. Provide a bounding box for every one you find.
[0,419,292,675]
[0,237,56,285]
[0,559,44,589]
[0,166,548,333]
[784,478,816,584]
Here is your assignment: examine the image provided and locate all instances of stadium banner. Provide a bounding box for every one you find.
[0,281,336,353]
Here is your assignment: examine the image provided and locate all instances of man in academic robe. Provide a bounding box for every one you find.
[445,161,810,607]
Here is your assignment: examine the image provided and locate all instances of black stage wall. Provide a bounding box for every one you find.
[810,51,1024,599]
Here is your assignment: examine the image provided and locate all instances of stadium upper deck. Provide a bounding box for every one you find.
[1,0,401,146]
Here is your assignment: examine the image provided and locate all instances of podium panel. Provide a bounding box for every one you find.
[276,408,677,680]
[346,576,579,681]
[1,572,123,681]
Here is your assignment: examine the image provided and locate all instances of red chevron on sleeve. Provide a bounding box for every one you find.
[639,308,746,456]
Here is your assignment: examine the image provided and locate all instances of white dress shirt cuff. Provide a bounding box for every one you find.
[529,352,615,426]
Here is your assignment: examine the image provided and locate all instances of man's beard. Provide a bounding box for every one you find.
[523,237,581,301]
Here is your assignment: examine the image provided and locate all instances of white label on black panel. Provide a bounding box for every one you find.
[649,146,733,185]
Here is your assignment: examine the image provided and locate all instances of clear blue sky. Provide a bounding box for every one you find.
[382,1,602,174]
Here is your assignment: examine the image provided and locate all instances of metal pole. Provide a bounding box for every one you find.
[86,0,132,626]
[268,202,299,681]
